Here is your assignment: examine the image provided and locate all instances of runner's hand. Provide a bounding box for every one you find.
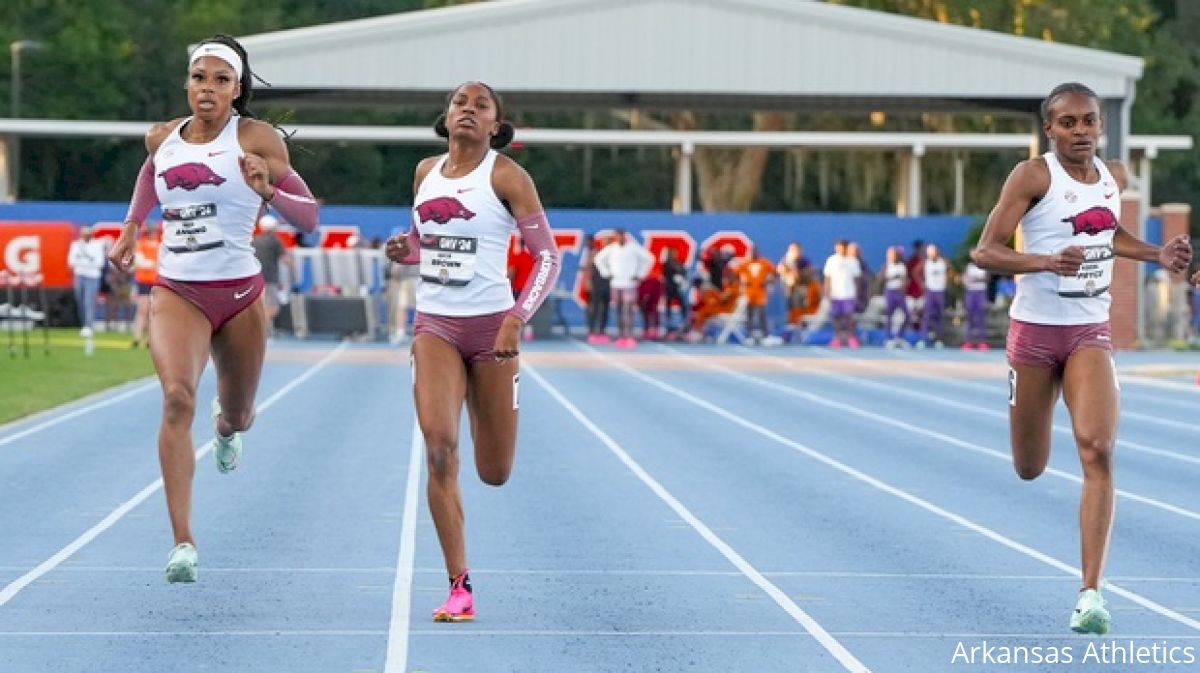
[493,315,522,362]
[108,223,138,272]
[1159,234,1191,275]
[385,233,412,264]
[1047,246,1084,277]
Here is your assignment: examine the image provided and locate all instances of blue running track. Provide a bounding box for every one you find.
[2,340,1199,672]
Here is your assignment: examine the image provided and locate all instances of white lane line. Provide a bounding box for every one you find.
[3,629,1200,639]
[524,362,871,673]
[801,348,1200,467]
[382,421,422,673]
[590,345,1200,633]
[881,350,1200,425]
[10,566,1197,582]
[0,341,349,608]
[713,347,1200,520]
[0,380,158,447]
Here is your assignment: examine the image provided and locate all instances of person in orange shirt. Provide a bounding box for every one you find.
[131,223,160,348]
[737,246,775,342]
[690,275,741,335]
[788,268,823,326]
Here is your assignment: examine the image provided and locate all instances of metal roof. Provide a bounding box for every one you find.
[238,0,1144,114]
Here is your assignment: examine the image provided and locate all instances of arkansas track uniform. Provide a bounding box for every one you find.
[409,150,559,362]
[1007,153,1118,368]
[153,115,265,329]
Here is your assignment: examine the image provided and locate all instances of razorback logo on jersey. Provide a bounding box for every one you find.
[1062,206,1118,236]
[159,163,226,191]
[416,196,475,225]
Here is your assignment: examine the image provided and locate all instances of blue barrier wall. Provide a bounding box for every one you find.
[1,201,978,329]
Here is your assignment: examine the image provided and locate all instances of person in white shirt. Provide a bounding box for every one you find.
[822,239,862,348]
[972,81,1192,635]
[877,245,910,346]
[67,225,108,336]
[592,228,653,348]
[961,261,990,349]
[919,243,950,347]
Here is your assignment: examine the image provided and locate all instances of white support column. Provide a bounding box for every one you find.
[0,136,11,203]
[1139,146,1156,216]
[906,143,925,216]
[894,151,909,216]
[952,152,965,215]
[673,141,694,214]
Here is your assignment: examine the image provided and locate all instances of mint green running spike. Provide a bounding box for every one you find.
[211,397,242,474]
[165,542,198,583]
[1070,588,1111,635]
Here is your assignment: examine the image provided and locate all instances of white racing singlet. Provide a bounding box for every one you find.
[1009,153,1120,325]
[884,262,907,291]
[154,115,264,281]
[412,150,516,317]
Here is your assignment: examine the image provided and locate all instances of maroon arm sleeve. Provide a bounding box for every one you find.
[508,212,561,323]
[124,157,158,224]
[269,169,319,233]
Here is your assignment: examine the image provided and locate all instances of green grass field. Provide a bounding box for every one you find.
[0,328,156,425]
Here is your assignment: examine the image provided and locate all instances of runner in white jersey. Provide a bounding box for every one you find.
[876,246,909,346]
[918,243,950,347]
[971,82,1191,635]
[384,82,560,623]
[961,262,990,350]
[107,34,319,584]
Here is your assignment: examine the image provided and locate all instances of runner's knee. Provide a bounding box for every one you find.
[1076,434,1114,472]
[161,383,196,425]
[424,435,459,478]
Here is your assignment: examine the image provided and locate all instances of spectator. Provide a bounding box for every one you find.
[962,260,990,350]
[637,270,663,340]
[593,228,653,348]
[583,233,611,344]
[878,245,910,348]
[251,214,294,334]
[67,225,108,337]
[848,242,872,313]
[738,245,775,343]
[823,239,861,348]
[905,238,926,325]
[660,247,690,335]
[920,243,950,348]
[130,223,160,348]
[386,254,419,345]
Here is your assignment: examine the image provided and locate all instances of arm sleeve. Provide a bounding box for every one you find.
[124,157,158,225]
[507,212,561,323]
[269,169,319,233]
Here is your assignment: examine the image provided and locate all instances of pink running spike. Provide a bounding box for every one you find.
[432,571,475,622]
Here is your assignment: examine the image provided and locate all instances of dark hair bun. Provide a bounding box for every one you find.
[490,121,515,150]
[433,114,450,139]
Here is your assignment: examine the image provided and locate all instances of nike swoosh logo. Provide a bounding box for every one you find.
[456,188,474,194]
[233,287,253,300]
[208,151,227,157]
[1103,192,1115,199]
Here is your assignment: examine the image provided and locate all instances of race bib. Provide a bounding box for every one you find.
[161,203,224,253]
[1057,243,1113,298]
[420,235,477,287]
